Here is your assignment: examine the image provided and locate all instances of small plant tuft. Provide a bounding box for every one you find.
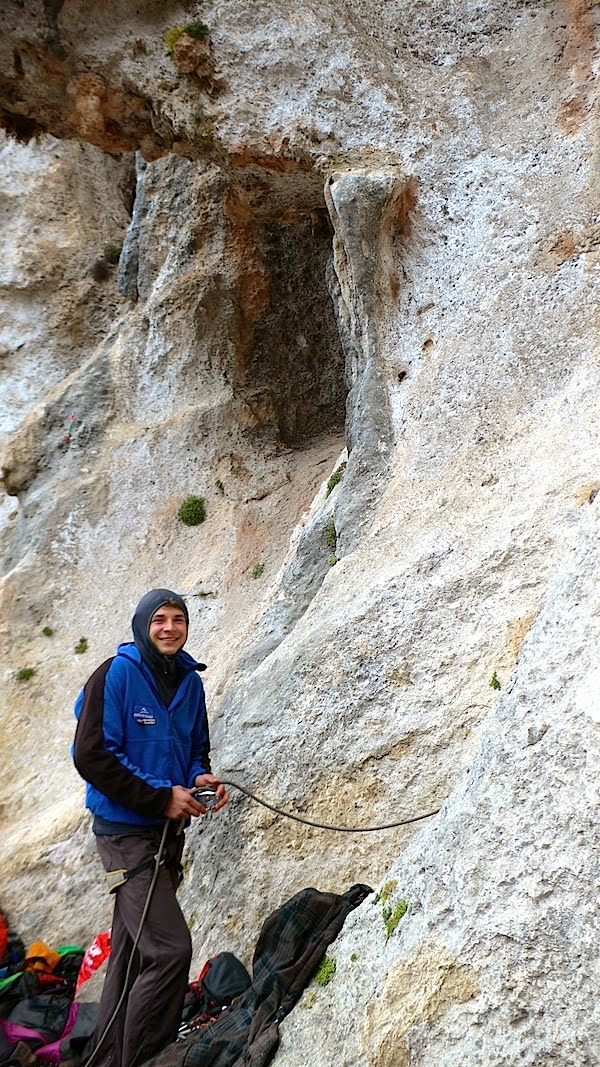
[490,671,501,690]
[183,19,210,39]
[166,20,209,52]
[103,242,122,264]
[313,956,336,987]
[350,952,358,963]
[16,667,36,682]
[373,879,397,906]
[251,563,265,579]
[74,637,89,654]
[178,496,206,526]
[328,555,337,567]
[374,880,408,941]
[326,519,336,549]
[42,626,54,637]
[326,461,347,498]
[383,900,408,941]
[165,25,185,51]
[61,411,81,448]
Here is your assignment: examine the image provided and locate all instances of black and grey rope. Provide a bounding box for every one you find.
[220,779,440,832]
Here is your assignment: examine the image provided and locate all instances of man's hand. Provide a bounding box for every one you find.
[194,773,229,813]
[165,785,204,820]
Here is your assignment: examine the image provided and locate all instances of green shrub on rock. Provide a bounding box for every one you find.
[16,667,36,682]
[166,20,209,52]
[313,956,336,986]
[326,462,346,498]
[178,496,206,526]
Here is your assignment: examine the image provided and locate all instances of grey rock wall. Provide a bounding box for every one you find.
[276,503,600,1066]
[0,1,598,1062]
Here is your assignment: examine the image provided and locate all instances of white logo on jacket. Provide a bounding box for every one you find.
[133,705,157,726]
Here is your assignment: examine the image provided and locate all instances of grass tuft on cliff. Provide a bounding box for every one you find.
[178,495,206,526]
[166,21,209,52]
[326,461,346,498]
[313,956,336,986]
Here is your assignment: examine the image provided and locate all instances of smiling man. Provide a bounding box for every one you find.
[73,588,228,1067]
[150,602,188,652]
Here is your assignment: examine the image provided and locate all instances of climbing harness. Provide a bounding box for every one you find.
[104,857,158,894]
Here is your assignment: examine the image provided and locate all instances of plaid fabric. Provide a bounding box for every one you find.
[145,884,371,1067]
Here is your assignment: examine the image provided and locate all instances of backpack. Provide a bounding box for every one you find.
[0,974,40,1020]
[52,948,85,994]
[181,953,251,1029]
[5,994,73,1045]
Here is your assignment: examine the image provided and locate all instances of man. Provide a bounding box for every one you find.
[73,588,228,1067]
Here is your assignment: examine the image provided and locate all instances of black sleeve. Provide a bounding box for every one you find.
[73,658,172,818]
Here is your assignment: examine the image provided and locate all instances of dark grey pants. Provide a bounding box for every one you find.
[92,830,192,1067]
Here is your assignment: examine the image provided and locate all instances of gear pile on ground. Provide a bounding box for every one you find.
[1,884,370,1067]
[0,912,97,1067]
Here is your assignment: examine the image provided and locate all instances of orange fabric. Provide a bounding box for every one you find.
[23,941,61,973]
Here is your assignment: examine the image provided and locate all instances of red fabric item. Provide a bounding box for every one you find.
[0,913,7,960]
[75,932,111,994]
[190,957,211,996]
[37,975,68,992]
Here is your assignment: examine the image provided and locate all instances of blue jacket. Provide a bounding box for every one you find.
[73,643,210,826]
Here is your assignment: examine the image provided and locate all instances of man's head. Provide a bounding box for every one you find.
[148,602,187,655]
[132,589,189,659]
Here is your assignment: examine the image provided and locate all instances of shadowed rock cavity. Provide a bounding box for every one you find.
[0,146,411,673]
[236,167,414,671]
[242,210,346,445]
[119,153,347,448]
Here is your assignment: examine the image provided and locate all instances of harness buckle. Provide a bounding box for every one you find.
[105,869,128,894]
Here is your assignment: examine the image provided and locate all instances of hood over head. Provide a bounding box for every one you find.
[131,589,190,703]
[132,589,189,644]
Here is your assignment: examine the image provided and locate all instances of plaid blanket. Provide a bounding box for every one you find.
[146,884,372,1067]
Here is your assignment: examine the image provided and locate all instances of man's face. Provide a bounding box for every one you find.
[148,604,187,656]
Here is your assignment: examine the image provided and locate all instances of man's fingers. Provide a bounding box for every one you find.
[213,788,229,812]
[172,784,229,817]
[188,794,204,816]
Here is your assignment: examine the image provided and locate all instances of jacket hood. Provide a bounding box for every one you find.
[131,587,188,680]
[132,588,189,649]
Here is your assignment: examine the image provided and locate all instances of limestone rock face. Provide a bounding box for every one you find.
[276,508,600,1066]
[0,134,132,450]
[0,1,598,1063]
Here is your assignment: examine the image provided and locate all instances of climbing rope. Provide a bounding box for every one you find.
[84,819,170,1067]
[86,780,439,1064]
[220,779,440,832]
